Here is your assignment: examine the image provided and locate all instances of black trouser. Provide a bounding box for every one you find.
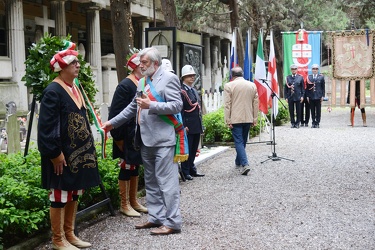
[310,99,322,125]
[181,133,200,176]
[300,99,310,125]
[288,100,302,125]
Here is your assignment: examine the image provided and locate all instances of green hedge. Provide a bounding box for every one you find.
[202,100,289,144]
[0,139,138,249]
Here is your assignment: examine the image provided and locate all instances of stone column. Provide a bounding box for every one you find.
[214,38,222,72]
[6,0,27,112]
[142,22,149,49]
[50,0,66,37]
[203,34,212,92]
[213,38,222,89]
[86,5,103,104]
[221,39,230,80]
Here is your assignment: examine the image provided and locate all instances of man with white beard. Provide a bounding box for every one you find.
[102,47,184,235]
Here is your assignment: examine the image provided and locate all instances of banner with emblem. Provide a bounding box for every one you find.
[331,29,374,80]
[282,29,322,81]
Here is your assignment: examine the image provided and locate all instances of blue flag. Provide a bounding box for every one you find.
[244,29,252,81]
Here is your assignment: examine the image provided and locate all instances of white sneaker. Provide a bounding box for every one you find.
[241,166,250,175]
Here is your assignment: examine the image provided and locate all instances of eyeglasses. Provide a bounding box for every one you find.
[291,68,297,70]
[70,59,79,66]
[312,68,318,70]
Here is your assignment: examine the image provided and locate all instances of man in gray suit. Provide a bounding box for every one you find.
[102,47,183,235]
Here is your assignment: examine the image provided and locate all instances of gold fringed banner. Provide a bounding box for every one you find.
[331,30,375,80]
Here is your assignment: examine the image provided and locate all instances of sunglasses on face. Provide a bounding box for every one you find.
[70,59,79,66]
[312,68,318,70]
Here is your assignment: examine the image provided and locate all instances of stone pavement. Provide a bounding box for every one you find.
[30,107,375,249]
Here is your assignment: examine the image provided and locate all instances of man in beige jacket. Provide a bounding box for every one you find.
[224,66,259,175]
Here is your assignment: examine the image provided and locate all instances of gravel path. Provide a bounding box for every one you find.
[36,107,375,250]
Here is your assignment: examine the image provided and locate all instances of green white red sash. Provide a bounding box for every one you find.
[139,77,189,163]
[74,78,107,159]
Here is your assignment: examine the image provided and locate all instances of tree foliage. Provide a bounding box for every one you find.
[22,34,97,103]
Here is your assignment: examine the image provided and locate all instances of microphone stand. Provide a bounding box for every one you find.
[259,79,294,163]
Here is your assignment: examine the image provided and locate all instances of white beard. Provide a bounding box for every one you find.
[142,63,156,77]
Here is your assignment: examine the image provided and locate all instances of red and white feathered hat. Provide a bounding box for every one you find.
[50,42,78,72]
[126,53,140,71]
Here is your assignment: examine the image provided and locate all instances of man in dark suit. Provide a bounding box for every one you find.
[306,64,325,128]
[180,65,205,181]
[284,64,305,128]
[102,47,183,235]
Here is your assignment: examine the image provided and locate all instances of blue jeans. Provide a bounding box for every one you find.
[231,123,251,166]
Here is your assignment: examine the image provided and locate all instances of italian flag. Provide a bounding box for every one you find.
[254,32,269,114]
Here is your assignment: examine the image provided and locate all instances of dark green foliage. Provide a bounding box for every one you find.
[0,138,142,248]
[202,108,232,143]
[265,99,290,126]
[202,103,289,144]
[0,150,50,248]
[22,34,97,103]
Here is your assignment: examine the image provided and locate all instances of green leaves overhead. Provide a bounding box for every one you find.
[22,34,97,103]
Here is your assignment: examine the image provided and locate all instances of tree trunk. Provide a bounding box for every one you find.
[228,0,244,68]
[160,0,179,28]
[110,0,134,82]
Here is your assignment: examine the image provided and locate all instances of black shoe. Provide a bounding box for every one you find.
[185,175,193,180]
[305,123,309,127]
[191,172,205,177]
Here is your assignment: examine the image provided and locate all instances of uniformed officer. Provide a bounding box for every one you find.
[306,64,325,128]
[284,64,305,128]
[180,65,205,180]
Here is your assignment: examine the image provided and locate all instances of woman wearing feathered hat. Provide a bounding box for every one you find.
[38,42,100,249]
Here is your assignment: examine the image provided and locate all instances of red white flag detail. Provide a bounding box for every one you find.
[267,30,279,117]
[254,31,269,114]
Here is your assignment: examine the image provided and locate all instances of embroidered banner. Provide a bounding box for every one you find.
[332,30,374,80]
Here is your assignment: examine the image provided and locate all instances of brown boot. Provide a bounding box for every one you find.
[130,176,148,213]
[350,108,355,127]
[119,180,141,217]
[64,201,91,248]
[50,207,78,250]
[362,113,367,127]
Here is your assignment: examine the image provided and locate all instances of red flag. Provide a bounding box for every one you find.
[229,29,238,80]
[254,31,269,114]
[267,30,279,117]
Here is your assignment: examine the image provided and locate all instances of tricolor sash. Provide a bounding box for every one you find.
[139,77,189,163]
[75,78,107,159]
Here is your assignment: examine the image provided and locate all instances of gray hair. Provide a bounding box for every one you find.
[138,47,162,65]
[231,66,244,77]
